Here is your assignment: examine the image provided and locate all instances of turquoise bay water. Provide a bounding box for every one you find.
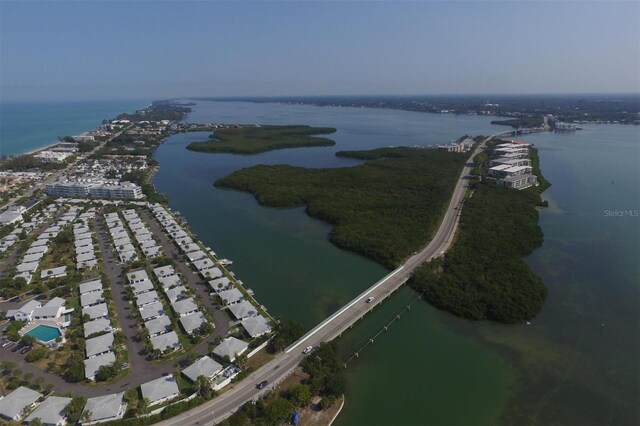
[0,100,148,156]
[26,325,62,343]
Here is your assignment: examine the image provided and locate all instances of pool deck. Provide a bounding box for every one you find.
[20,321,65,344]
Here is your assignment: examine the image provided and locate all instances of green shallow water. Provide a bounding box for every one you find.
[153,101,639,425]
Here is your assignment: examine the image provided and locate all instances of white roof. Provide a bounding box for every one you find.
[144,315,172,336]
[86,332,114,358]
[82,302,108,320]
[228,300,258,320]
[127,269,149,283]
[84,392,125,423]
[218,288,244,305]
[186,250,206,262]
[43,297,65,308]
[25,396,72,425]
[130,279,154,295]
[139,301,165,321]
[7,300,41,318]
[81,290,104,307]
[153,265,175,278]
[182,356,223,382]
[165,286,188,303]
[241,315,272,338]
[209,277,231,292]
[140,376,179,405]
[171,298,198,316]
[212,337,249,361]
[0,386,42,420]
[84,351,116,379]
[136,290,160,306]
[179,311,207,334]
[79,279,103,294]
[84,318,113,338]
[158,274,181,289]
[150,330,181,352]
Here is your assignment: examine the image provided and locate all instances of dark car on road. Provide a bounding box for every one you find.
[257,380,268,389]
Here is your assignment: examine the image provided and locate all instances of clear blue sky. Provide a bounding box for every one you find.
[1,1,638,101]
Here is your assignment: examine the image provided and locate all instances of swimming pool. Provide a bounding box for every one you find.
[25,325,62,343]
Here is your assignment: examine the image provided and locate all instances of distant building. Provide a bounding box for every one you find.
[496,174,538,190]
[46,179,143,200]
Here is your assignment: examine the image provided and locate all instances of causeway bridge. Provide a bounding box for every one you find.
[158,131,510,425]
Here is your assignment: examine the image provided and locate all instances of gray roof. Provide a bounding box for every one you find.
[171,298,198,316]
[179,311,207,335]
[0,386,42,420]
[182,356,223,382]
[150,330,181,351]
[127,269,149,283]
[228,300,258,320]
[130,279,154,295]
[81,290,104,307]
[153,265,175,278]
[135,290,160,307]
[84,318,113,338]
[82,302,108,320]
[158,274,181,289]
[86,332,114,358]
[144,315,172,336]
[25,396,72,425]
[140,376,180,406]
[165,286,188,303]
[79,279,103,294]
[6,300,41,318]
[218,288,244,305]
[241,315,272,338]
[139,301,165,321]
[43,297,65,309]
[84,351,116,379]
[192,258,213,270]
[209,277,231,292]
[212,337,249,361]
[113,237,131,247]
[84,392,125,423]
[186,250,206,262]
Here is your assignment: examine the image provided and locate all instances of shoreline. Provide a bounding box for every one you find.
[327,395,345,426]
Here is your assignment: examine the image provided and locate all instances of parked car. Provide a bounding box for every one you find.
[257,380,268,389]
[20,346,32,354]
[2,341,15,348]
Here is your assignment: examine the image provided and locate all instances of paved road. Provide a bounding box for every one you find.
[157,133,510,426]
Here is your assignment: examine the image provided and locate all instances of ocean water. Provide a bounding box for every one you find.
[0,100,148,156]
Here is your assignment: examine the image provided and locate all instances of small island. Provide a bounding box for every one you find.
[186,124,337,155]
[216,147,469,269]
[216,140,549,324]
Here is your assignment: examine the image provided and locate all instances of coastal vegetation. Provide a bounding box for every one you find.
[490,116,544,128]
[215,147,468,269]
[220,343,345,426]
[409,181,547,322]
[186,125,337,155]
